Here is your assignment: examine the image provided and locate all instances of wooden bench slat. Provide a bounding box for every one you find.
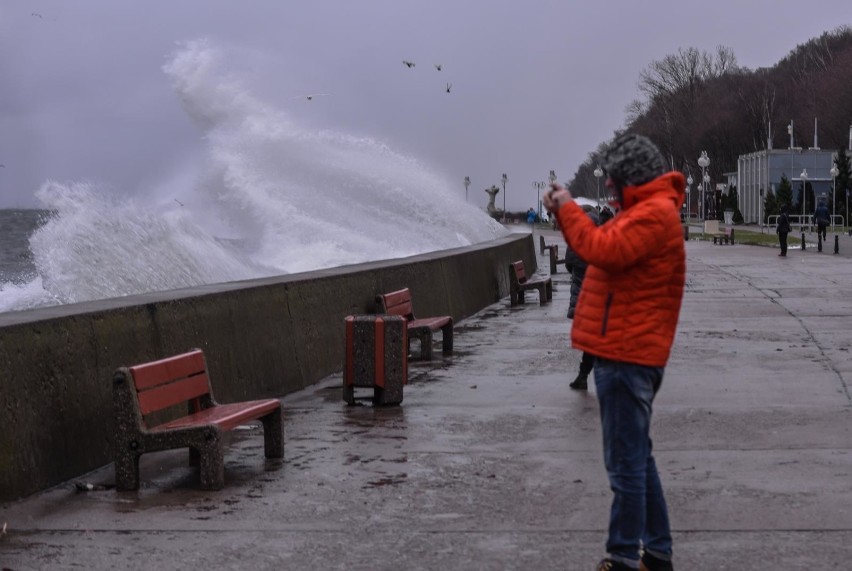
[408,316,452,330]
[150,399,281,432]
[511,261,527,283]
[130,350,206,390]
[136,373,210,416]
[378,289,415,319]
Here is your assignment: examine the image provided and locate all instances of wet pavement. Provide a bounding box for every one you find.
[2,231,851,570]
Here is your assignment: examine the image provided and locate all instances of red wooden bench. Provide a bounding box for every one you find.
[112,349,283,491]
[547,244,567,274]
[712,227,735,245]
[509,260,552,306]
[376,288,453,360]
[539,234,558,256]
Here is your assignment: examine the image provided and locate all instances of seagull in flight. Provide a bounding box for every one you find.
[174,198,184,207]
[31,12,43,18]
[434,64,442,71]
[402,60,415,68]
[446,83,452,93]
[289,93,330,101]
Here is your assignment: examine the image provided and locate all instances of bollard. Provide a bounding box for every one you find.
[801,232,806,250]
[835,234,840,254]
[818,233,823,252]
[343,315,407,406]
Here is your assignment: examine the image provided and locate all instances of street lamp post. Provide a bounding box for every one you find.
[698,151,710,221]
[704,173,712,219]
[464,176,470,203]
[533,181,547,221]
[501,173,508,221]
[547,170,557,218]
[686,175,693,223]
[800,168,809,230]
[594,165,603,211]
[830,164,839,232]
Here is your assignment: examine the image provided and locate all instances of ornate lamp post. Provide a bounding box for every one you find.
[501,173,508,220]
[830,164,839,232]
[686,174,693,222]
[464,176,470,202]
[594,165,603,210]
[533,181,547,220]
[800,168,809,228]
[546,170,557,218]
[698,151,710,220]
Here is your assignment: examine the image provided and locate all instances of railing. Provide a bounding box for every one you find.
[766,214,846,230]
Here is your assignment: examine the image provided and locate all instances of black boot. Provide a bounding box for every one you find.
[569,373,588,390]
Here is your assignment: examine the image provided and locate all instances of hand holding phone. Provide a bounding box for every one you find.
[544,183,573,212]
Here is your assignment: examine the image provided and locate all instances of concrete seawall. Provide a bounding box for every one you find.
[0,233,535,503]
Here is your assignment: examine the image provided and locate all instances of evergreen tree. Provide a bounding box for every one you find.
[835,147,851,227]
[794,182,816,218]
[724,185,744,224]
[728,185,744,224]
[776,175,793,211]
[763,187,778,224]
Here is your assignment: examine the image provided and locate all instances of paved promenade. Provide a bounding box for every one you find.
[2,232,851,570]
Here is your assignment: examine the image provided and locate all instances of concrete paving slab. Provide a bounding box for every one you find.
[2,234,851,570]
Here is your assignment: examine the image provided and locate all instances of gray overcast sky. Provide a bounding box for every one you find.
[0,0,846,211]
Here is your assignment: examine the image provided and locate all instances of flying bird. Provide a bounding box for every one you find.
[434,64,442,71]
[402,60,415,68]
[31,12,43,18]
[174,198,184,207]
[289,93,330,101]
[446,83,452,93]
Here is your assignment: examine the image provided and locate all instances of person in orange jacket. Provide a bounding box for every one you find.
[544,134,685,571]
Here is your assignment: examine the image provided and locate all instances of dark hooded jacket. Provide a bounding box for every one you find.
[564,209,600,319]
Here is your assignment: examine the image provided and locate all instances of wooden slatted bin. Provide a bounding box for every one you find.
[343,315,408,406]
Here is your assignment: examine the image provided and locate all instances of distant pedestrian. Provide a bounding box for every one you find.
[526,207,537,226]
[564,207,600,391]
[599,206,614,224]
[814,200,830,240]
[777,204,791,257]
[545,134,684,571]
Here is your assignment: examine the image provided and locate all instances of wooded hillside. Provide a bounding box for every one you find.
[568,26,852,203]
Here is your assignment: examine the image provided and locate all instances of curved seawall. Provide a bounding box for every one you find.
[0,233,535,502]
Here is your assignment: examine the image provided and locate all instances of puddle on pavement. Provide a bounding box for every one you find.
[364,473,408,488]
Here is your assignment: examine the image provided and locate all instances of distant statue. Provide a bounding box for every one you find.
[485,185,500,214]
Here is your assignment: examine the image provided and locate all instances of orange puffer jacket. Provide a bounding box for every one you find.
[555,172,686,367]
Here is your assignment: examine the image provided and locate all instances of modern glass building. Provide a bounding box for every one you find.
[737,147,835,225]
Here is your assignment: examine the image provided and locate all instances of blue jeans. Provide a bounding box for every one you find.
[594,358,672,567]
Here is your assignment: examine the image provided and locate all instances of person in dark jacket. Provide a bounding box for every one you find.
[814,200,830,240]
[777,204,791,257]
[565,207,600,390]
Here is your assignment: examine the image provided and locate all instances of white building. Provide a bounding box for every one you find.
[737,147,836,226]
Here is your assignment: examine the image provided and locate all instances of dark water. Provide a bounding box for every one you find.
[0,209,50,283]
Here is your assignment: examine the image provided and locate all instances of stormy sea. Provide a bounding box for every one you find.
[0,41,506,314]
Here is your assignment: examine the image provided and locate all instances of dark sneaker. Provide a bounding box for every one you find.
[640,552,673,571]
[596,559,634,571]
[569,374,588,391]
